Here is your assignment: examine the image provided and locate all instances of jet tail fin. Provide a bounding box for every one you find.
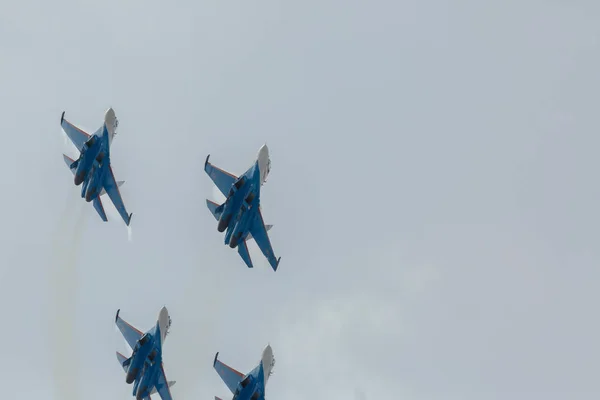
[149,381,176,395]
[246,224,272,241]
[93,197,108,222]
[99,181,124,196]
[237,240,253,269]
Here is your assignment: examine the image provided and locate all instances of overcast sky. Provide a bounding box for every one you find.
[1,1,599,399]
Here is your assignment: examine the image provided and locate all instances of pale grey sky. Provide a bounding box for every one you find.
[0,1,599,399]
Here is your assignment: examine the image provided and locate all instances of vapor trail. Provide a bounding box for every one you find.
[48,193,88,400]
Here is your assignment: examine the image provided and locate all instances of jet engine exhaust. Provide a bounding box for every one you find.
[136,387,147,400]
[74,171,85,186]
[229,232,242,248]
[126,368,139,384]
[218,214,231,232]
[85,187,96,202]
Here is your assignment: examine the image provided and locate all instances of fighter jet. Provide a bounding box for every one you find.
[115,307,176,400]
[60,108,133,226]
[204,144,281,271]
[213,345,275,400]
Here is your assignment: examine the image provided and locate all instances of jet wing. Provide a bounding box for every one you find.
[204,155,238,197]
[249,208,281,271]
[153,364,175,400]
[60,112,91,152]
[115,309,143,350]
[103,165,133,226]
[213,352,244,394]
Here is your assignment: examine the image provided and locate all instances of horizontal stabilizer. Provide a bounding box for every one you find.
[116,352,130,372]
[63,154,77,173]
[206,199,223,221]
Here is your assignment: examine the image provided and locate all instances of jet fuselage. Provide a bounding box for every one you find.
[125,332,154,384]
[133,353,162,400]
[232,374,265,400]
[219,161,261,248]
[127,324,164,400]
[72,135,101,185]
[118,307,171,400]
[69,109,115,202]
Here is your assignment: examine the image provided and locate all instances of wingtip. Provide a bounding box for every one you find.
[273,257,281,271]
[127,213,133,226]
[61,111,65,124]
[205,154,210,169]
[213,352,219,367]
[115,309,120,323]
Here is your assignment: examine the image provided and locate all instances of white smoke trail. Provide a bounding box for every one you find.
[48,193,88,400]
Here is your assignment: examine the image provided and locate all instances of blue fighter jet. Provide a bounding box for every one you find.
[204,144,281,271]
[213,345,275,400]
[60,108,133,226]
[115,307,176,400]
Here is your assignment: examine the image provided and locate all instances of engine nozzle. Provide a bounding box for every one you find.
[126,368,139,384]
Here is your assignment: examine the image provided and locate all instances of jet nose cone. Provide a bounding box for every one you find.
[263,344,273,356]
[258,143,269,160]
[159,306,169,318]
[105,107,117,128]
